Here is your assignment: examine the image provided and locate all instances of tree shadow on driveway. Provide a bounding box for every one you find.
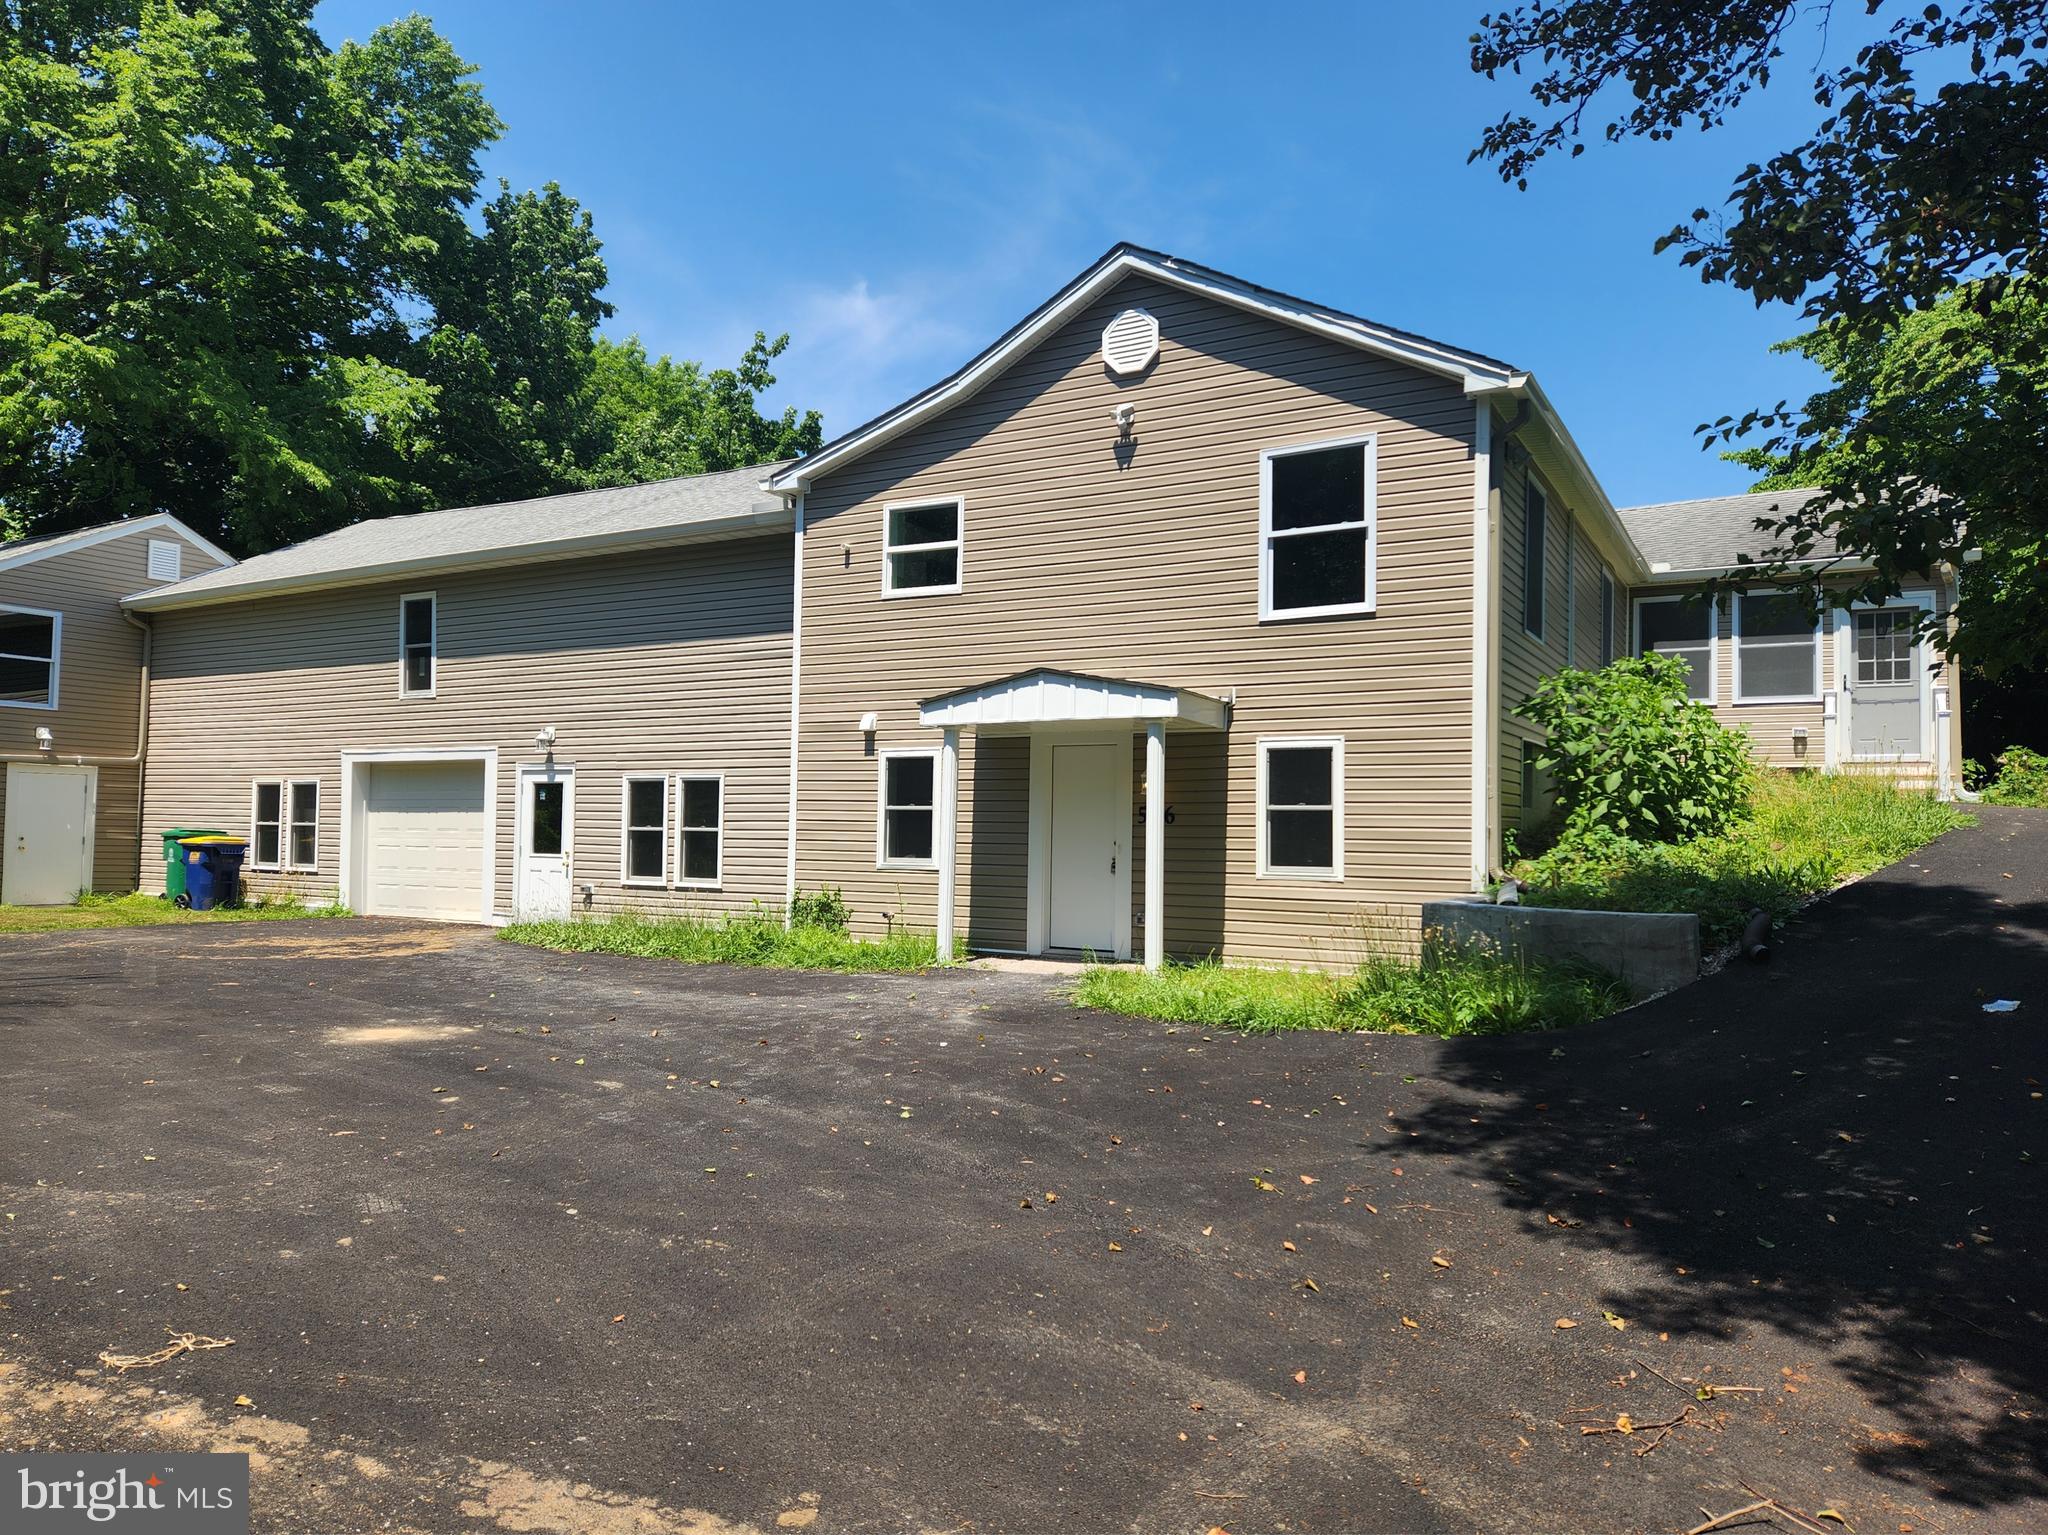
[1379,812,2048,1516]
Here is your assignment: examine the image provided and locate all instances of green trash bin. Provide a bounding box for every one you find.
[160,828,228,904]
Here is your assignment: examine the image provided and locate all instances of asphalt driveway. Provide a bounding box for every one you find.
[2,809,2043,1534]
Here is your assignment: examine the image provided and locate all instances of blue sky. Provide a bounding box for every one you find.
[315,1,1853,507]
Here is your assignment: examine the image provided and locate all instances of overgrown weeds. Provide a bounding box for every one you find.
[0,891,350,933]
[501,903,942,973]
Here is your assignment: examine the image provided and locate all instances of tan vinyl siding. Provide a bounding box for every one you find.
[961,735,1029,951]
[1498,458,1574,834]
[0,528,228,892]
[141,536,791,916]
[794,274,1478,965]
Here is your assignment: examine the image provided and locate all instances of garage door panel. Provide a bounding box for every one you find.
[363,762,485,921]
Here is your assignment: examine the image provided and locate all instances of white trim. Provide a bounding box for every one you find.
[1026,729,1136,961]
[1143,721,1165,972]
[1838,587,1938,762]
[1258,433,1377,622]
[339,748,499,924]
[0,513,233,578]
[398,591,437,699]
[876,748,940,870]
[674,772,725,889]
[285,778,320,872]
[1470,402,1497,890]
[920,669,1228,730]
[1256,735,1345,882]
[880,495,964,598]
[935,727,959,960]
[1632,592,1717,704]
[1521,479,1547,642]
[1,762,97,904]
[766,246,1517,495]
[620,772,669,888]
[0,603,60,711]
[1732,589,1822,705]
[784,495,804,919]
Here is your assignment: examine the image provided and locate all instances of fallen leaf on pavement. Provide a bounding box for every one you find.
[1282,1240,1298,1253]
[1401,1316,1419,1329]
[1603,1311,1628,1331]
[1292,1370,1307,1384]
[1554,1318,1578,1329]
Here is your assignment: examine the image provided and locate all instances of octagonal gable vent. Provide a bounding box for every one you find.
[1101,307,1160,376]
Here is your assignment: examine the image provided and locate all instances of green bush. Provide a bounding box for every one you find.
[1518,654,1755,843]
[1977,745,2048,806]
[786,885,852,932]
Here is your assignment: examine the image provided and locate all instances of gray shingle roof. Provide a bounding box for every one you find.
[127,462,792,610]
[1618,487,1845,573]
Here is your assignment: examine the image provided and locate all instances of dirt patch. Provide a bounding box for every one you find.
[326,1022,478,1045]
[176,928,465,960]
[0,1353,771,1534]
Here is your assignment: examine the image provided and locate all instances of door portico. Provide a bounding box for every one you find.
[919,669,1229,971]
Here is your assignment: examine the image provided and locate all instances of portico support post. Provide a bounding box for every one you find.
[937,726,960,962]
[1144,721,1165,972]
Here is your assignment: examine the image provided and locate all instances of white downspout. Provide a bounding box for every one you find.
[783,494,804,923]
[935,726,959,961]
[1469,402,1498,889]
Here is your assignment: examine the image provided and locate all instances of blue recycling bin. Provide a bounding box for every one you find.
[180,836,249,911]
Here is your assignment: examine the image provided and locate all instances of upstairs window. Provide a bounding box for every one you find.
[1261,437,1375,619]
[877,751,937,867]
[677,775,723,886]
[400,594,436,696]
[883,499,962,595]
[1258,738,1343,878]
[1522,483,1547,639]
[0,606,58,709]
[1637,594,1715,701]
[622,775,668,886]
[1736,591,1821,702]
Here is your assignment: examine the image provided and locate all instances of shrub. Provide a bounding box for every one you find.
[787,885,852,932]
[1978,745,2048,807]
[1518,654,1754,843]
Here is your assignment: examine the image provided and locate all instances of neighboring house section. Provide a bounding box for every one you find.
[1618,490,1963,795]
[127,467,793,921]
[0,516,232,902]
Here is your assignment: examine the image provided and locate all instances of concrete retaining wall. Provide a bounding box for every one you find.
[1420,899,1699,997]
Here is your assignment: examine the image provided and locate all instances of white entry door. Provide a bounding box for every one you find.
[514,763,573,921]
[1844,595,1929,760]
[3,763,95,905]
[1048,742,1125,955]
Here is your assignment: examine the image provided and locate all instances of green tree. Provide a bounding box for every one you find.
[1470,0,2048,668]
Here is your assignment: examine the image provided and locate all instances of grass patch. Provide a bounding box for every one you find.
[0,891,351,934]
[500,907,944,973]
[1511,769,1970,945]
[1074,947,1628,1037]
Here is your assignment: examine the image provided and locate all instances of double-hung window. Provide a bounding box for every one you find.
[676,776,723,886]
[1522,483,1547,639]
[1636,594,1715,701]
[882,499,962,595]
[1735,590,1821,702]
[1599,571,1617,665]
[1257,738,1343,879]
[1260,436,1376,620]
[622,775,668,886]
[252,779,318,871]
[0,606,58,709]
[877,751,937,867]
[400,593,436,696]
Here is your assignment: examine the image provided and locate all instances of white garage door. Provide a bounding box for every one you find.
[362,762,486,921]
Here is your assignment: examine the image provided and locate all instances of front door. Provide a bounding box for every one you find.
[2,763,95,905]
[515,763,573,920]
[1048,742,1124,954]
[1846,599,1926,759]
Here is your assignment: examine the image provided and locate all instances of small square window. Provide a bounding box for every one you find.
[0,606,58,709]
[677,776,722,886]
[1259,740,1342,878]
[879,753,937,866]
[1736,591,1821,701]
[883,500,962,594]
[1262,439,1374,619]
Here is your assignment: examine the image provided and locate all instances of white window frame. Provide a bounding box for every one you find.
[1255,735,1345,881]
[253,777,319,872]
[619,773,669,888]
[880,496,964,598]
[1633,593,1717,703]
[1258,433,1378,622]
[1734,588,1823,705]
[674,772,725,889]
[1521,481,1547,641]
[875,748,940,870]
[146,539,182,582]
[250,780,284,871]
[398,591,437,698]
[0,603,60,711]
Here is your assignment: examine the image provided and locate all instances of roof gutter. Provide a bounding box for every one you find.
[123,505,794,614]
[1468,373,1651,584]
